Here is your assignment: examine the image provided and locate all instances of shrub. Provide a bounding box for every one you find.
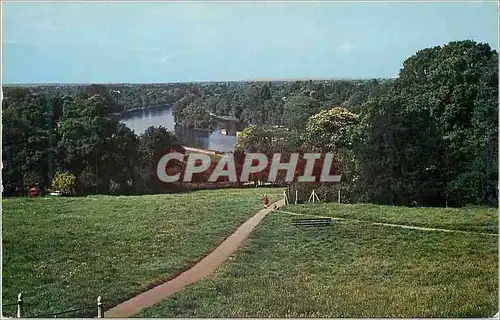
[52,172,76,196]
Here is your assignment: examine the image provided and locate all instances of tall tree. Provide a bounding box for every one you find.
[2,89,60,195]
[57,93,120,194]
[136,126,184,193]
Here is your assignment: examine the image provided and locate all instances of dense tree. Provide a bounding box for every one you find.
[2,90,60,195]
[176,102,214,130]
[136,126,184,193]
[302,107,358,201]
[17,79,391,131]
[57,94,120,194]
[282,93,324,132]
[353,40,498,206]
[352,95,411,205]
[398,41,497,206]
[235,125,303,183]
[107,123,140,194]
[303,107,358,152]
[235,125,302,154]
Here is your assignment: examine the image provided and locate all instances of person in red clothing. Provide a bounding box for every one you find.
[28,185,39,198]
[263,194,269,208]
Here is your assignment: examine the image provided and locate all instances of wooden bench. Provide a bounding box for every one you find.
[291,217,333,228]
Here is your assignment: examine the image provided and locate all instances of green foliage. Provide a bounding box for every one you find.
[352,40,498,206]
[235,125,302,154]
[299,107,359,201]
[283,94,323,132]
[179,102,215,130]
[304,107,358,152]
[16,79,390,127]
[136,126,183,193]
[52,171,76,195]
[57,93,123,194]
[106,123,139,195]
[2,90,60,195]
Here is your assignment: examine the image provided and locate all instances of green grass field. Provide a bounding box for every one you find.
[1,188,283,317]
[287,203,499,234]
[140,203,498,318]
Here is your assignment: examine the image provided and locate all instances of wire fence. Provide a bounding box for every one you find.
[1,293,104,318]
[31,305,96,318]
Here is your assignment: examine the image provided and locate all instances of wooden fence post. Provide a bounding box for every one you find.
[308,190,320,203]
[97,296,103,318]
[283,190,289,205]
[16,293,23,318]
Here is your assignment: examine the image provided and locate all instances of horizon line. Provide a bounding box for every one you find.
[1,76,398,86]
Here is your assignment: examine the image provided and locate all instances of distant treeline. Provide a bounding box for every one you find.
[6,78,394,130]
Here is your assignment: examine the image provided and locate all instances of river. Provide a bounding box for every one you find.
[119,106,244,153]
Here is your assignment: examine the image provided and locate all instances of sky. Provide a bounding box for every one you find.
[1,1,498,84]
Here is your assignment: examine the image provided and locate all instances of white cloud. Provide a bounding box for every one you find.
[339,43,355,52]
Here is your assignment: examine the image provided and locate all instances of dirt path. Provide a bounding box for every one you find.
[105,199,284,318]
[275,209,498,236]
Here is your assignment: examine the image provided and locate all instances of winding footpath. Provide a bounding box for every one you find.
[105,200,284,318]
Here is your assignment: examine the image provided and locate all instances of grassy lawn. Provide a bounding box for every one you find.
[287,203,498,234]
[140,204,498,318]
[1,188,283,317]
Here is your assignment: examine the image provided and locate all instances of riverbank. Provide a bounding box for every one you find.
[114,105,243,133]
[112,105,240,123]
[109,104,169,117]
[116,105,243,152]
[209,112,240,122]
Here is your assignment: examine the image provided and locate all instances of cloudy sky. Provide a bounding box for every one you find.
[2,1,498,83]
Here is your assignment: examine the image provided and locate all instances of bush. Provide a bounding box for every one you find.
[109,180,121,195]
[23,171,42,189]
[52,172,76,196]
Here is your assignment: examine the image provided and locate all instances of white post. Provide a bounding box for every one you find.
[312,190,315,203]
[16,293,23,318]
[295,189,298,204]
[338,189,341,204]
[97,296,103,318]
